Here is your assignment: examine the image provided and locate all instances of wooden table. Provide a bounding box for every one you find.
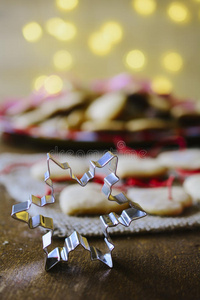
[0,143,200,300]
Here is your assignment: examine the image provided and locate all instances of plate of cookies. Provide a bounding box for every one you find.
[1,73,200,149]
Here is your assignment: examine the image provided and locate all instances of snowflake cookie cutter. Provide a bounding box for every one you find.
[11,151,146,271]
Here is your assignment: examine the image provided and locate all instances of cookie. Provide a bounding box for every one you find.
[157,149,200,170]
[117,155,167,179]
[81,120,125,131]
[127,186,192,216]
[171,101,200,126]
[171,100,200,118]
[30,155,89,181]
[85,91,127,121]
[125,118,171,132]
[183,174,200,203]
[148,95,171,112]
[37,116,63,132]
[13,91,84,129]
[59,182,129,215]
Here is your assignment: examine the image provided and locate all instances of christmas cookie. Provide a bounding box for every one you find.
[59,182,129,215]
[30,155,88,181]
[125,118,171,132]
[85,92,127,121]
[157,149,200,170]
[183,174,200,203]
[127,186,192,216]
[117,155,167,179]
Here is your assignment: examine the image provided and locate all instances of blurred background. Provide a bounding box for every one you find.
[0,0,200,101]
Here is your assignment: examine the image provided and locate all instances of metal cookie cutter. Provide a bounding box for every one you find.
[11,151,146,271]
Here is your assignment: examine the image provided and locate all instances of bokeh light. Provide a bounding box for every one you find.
[125,49,146,70]
[33,75,48,91]
[45,18,76,41]
[22,22,42,42]
[132,0,156,16]
[167,2,189,23]
[162,52,183,72]
[101,21,123,44]
[53,50,73,70]
[45,18,64,36]
[151,76,173,94]
[88,32,112,55]
[44,75,63,95]
[56,0,78,11]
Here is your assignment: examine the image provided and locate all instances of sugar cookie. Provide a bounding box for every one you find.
[117,155,167,179]
[183,174,200,203]
[126,118,171,132]
[148,95,171,112]
[30,155,88,181]
[13,91,84,129]
[81,120,125,131]
[157,149,200,170]
[59,182,129,215]
[85,92,126,121]
[127,186,192,216]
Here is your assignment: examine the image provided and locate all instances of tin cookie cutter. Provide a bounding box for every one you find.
[11,151,146,271]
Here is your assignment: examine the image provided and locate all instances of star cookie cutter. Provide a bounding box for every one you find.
[11,151,146,271]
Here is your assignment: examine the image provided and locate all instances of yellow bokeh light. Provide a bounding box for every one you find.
[88,32,112,55]
[151,76,173,95]
[162,52,183,72]
[45,18,64,35]
[132,0,156,15]
[45,18,76,41]
[44,75,63,95]
[33,75,48,91]
[55,22,76,41]
[101,21,123,44]
[53,50,73,70]
[56,0,78,11]
[167,2,189,23]
[125,49,146,70]
[22,22,42,42]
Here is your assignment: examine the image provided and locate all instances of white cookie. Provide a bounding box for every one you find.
[183,174,200,203]
[127,186,192,216]
[171,100,200,118]
[117,154,167,179]
[30,155,89,181]
[13,91,84,129]
[85,92,126,121]
[148,95,171,112]
[81,120,125,131]
[59,182,129,215]
[125,118,171,132]
[157,149,200,170]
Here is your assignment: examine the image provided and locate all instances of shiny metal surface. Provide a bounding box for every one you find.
[11,151,146,271]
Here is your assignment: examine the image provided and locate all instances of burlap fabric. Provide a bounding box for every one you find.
[0,153,199,237]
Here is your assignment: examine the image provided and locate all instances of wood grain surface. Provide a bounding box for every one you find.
[0,185,200,300]
[0,143,200,300]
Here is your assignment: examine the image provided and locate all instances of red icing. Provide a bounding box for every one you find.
[93,175,175,200]
[175,168,200,176]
